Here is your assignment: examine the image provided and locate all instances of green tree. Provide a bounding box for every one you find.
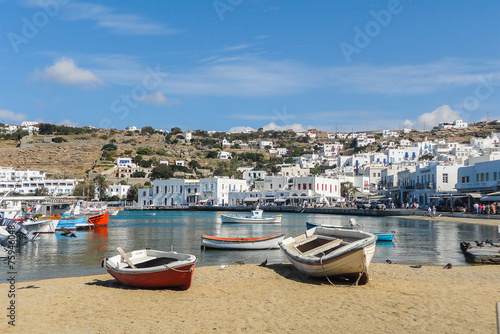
[126,185,139,202]
[170,127,182,135]
[189,160,202,169]
[141,126,155,135]
[34,187,49,196]
[150,164,174,180]
[93,175,109,200]
[206,151,218,159]
[341,182,357,200]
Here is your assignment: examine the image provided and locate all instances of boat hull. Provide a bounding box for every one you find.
[104,249,196,289]
[24,219,58,233]
[87,212,109,226]
[280,227,377,284]
[220,214,282,224]
[201,234,285,250]
[306,222,394,242]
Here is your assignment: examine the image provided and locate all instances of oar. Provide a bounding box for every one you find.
[117,247,136,269]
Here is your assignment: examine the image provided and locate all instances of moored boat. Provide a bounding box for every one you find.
[279,226,377,285]
[219,209,281,224]
[306,221,395,242]
[201,233,285,250]
[23,219,59,233]
[103,248,197,289]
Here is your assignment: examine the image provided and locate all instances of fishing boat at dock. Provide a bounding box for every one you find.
[23,219,59,233]
[201,233,285,250]
[279,226,377,285]
[219,208,281,224]
[103,248,197,289]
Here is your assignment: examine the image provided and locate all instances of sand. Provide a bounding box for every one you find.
[1,261,499,334]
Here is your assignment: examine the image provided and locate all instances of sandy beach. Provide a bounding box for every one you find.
[2,261,499,334]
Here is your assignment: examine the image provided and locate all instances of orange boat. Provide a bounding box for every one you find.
[87,212,109,227]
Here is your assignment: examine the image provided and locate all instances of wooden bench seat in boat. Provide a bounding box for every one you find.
[293,235,344,257]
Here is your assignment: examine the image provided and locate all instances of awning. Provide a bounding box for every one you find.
[243,197,260,202]
[480,195,500,202]
[467,192,483,198]
[198,199,209,203]
[274,198,286,202]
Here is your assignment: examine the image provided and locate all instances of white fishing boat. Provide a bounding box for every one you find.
[201,233,285,250]
[219,209,282,224]
[279,226,377,285]
[23,219,59,233]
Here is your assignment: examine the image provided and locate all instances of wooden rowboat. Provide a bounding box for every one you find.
[279,226,377,285]
[103,248,197,289]
[201,233,285,250]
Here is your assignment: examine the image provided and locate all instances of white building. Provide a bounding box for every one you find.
[125,126,138,131]
[258,141,273,150]
[0,167,77,195]
[321,143,343,157]
[218,151,233,160]
[106,184,131,199]
[383,130,399,138]
[138,177,249,207]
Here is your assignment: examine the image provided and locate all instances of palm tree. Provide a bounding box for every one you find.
[93,175,108,201]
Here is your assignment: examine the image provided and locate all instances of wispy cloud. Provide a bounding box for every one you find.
[0,109,27,123]
[61,2,179,35]
[33,57,103,87]
[153,57,500,97]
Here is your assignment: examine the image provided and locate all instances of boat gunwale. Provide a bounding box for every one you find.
[201,233,285,242]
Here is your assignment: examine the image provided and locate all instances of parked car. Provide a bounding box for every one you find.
[356,202,371,209]
[370,202,386,210]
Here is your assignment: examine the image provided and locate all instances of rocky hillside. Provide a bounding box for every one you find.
[0,121,499,180]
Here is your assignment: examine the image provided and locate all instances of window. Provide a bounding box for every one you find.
[494,172,498,181]
[486,173,489,182]
[480,173,484,182]
[476,174,479,182]
[466,176,469,183]
[443,173,448,183]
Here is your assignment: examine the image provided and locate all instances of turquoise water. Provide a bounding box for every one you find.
[5,210,499,282]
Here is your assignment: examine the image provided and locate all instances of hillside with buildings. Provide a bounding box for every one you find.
[2,120,500,209]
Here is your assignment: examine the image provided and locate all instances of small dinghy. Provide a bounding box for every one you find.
[103,248,197,289]
[219,209,282,224]
[201,233,285,250]
[279,226,377,285]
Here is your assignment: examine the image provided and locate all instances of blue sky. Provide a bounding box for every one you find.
[0,0,499,133]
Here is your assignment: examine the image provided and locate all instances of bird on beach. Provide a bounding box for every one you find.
[386,259,394,264]
[410,265,422,268]
[259,259,268,267]
[235,261,244,265]
[60,227,76,238]
[443,263,452,269]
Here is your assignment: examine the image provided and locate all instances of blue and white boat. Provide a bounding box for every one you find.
[219,208,281,224]
[306,220,395,242]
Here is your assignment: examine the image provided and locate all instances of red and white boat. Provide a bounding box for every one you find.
[103,248,197,290]
[201,233,285,250]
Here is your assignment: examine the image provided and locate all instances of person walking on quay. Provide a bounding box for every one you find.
[474,202,479,214]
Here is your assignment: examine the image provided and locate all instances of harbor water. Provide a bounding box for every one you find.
[5,210,499,282]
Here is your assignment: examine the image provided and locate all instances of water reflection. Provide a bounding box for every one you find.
[3,210,499,282]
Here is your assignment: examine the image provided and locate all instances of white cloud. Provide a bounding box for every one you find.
[262,122,305,132]
[62,3,179,35]
[0,109,27,123]
[404,105,462,130]
[228,126,256,133]
[138,92,180,106]
[35,57,103,87]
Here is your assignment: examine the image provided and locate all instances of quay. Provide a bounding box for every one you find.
[123,205,500,220]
